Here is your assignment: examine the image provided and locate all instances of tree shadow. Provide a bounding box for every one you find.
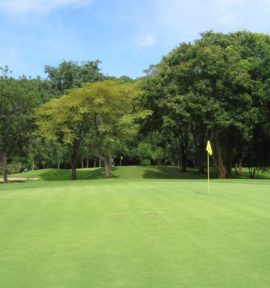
[13,166,212,181]
[142,166,205,179]
[38,168,111,181]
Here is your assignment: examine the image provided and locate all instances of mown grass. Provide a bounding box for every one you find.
[0,177,270,288]
[10,165,270,182]
[11,166,206,181]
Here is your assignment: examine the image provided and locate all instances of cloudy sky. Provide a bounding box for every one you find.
[0,0,270,78]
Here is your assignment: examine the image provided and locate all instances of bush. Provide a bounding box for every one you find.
[140,159,151,166]
[0,163,23,175]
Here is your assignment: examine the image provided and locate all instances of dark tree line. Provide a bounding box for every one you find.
[141,31,270,178]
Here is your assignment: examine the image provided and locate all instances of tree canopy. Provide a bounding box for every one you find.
[1,31,270,181]
[35,79,150,179]
[142,31,270,177]
[0,75,42,182]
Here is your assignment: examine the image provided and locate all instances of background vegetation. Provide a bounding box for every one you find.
[1,31,270,183]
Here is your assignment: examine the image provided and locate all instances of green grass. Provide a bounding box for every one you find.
[0,177,270,288]
[11,166,206,181]
[10,165,270,182]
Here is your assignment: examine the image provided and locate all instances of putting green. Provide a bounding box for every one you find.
[0,179,269,288]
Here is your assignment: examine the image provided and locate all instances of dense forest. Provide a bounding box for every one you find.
[1,31,270,183]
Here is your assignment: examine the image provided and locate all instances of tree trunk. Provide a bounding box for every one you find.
[212,134,226,178]
[194,139,205,174]
[71,159,77,180]
[235,163,239,176]
[32,158,35,171]
[86,159,89,168]
[225,131,235,177]
[70,141,79,180]
[181,149,187,172]
[71,155,77,180]
[190,123,207,174]
[99,158,102,167]
[104,158,112,178]
[225,156,233,178]
[239,160,243,176]
[93,158,97,168]
[81,157,84,169]
[179,126,189,172]
[1,152,8,184]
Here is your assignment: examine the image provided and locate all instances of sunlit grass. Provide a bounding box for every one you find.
[0,178,270,287]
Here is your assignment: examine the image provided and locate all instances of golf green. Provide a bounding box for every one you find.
[0,179,269,288]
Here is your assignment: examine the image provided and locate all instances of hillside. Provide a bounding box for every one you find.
[10,166,205,182]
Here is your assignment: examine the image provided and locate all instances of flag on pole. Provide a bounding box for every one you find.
[206,140,213,156]
[206,140,212,193]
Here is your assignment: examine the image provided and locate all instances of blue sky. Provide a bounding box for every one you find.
[0,0,270,78]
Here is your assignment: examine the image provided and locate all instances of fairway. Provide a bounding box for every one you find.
[0,179,270,288]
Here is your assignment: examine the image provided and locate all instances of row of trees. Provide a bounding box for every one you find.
[142,31,270,178]
[1,31,270,182]
[35,80,150,179]
[0,61,106,182]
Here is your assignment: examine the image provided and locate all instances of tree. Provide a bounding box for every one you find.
[73,80,150,177]
[35,80,150,179]
[0,74,41,183]
[44,60,103,96]
[35,94,88,180]
[142,31,270,178]
[26,138,68,170]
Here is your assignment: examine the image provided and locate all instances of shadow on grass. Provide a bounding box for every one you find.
[27,166,205,181]
[143,166,205,179]
[38,168,108,181]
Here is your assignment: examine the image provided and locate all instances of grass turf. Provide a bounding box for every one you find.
[0,177,270,288]
[10,166,270,182]
[11,166,206,181]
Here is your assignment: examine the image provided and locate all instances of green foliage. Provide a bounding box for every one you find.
[0,74,43,182]
[44,60,103,95]
[35,79,151,178]
[142,31,270,177]
[2,32,270,178]
[138,142,153,164]
[0,77,40,150]
[137,137,165,165]
[25,138,68,169]
[0,163,23,175]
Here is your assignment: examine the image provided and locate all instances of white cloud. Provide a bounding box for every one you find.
[0,0,93,16]
[215,0,247,26]
[151,0,270,40]
[136,35,156,47]
[213,0,270,30]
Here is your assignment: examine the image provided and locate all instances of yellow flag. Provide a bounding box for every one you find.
[206,140,213,156]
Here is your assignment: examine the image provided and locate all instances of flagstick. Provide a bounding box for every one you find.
[206,140,212,194]
[207,153,210,194]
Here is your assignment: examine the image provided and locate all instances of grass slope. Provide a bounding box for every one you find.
[10,166,270,182]
[0,178,270,288]
[11,166,205,181]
